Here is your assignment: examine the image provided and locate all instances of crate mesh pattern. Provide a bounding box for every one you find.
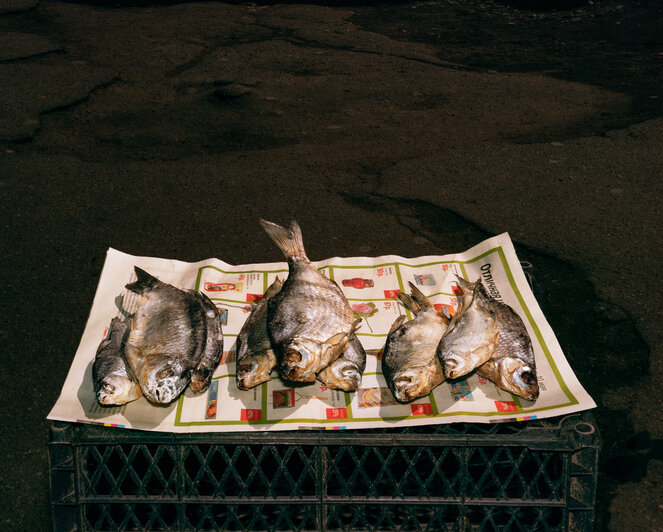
[49,412,599,531]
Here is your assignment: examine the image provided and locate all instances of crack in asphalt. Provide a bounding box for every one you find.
[247,20,481,72]
[5,75,121,143]
[0,48,65,64]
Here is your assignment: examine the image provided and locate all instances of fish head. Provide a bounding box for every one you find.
[97,375,140,406]
[497,358,539,401]
[236,351,276,390]
[279,338,320,382]
[318,359,362,391]
[138,355,191,404]
[390,366,435,403]
[439,293,498,379]
[442,343,496,379]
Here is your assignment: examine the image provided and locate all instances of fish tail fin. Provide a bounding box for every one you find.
[260,219,308,260]
[125,266,159,294]
[264,276,284,299]
[388,314,407,335]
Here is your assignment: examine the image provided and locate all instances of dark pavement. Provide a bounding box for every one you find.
[1,0,662,530]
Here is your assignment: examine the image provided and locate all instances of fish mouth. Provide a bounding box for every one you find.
[392,368,430,403]
[97,376,136,405]
[501,360,539,401]
[319,361,361,391]
[189,366,213,394]
[236,359,272,390]
[279,343,317,382]
[443,353,476,379]
[443,341,496,380]
[140,358,189,404]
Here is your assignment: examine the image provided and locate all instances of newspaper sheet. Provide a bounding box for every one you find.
[48,233,595,431]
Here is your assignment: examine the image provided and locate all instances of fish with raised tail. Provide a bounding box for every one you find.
[317,333,366,391]
[236,277,284,390]
[382,282,449,403]
[93,317,142,405]
[123,267,223,404]
[437,277,499,380]
[260,219,361,383]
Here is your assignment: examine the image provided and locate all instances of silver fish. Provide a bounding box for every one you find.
[476,294,539,401]
[438,275,539,400]
[189,292,225,394]
[93,317,142,405]
[382,282,449,403]
[236,277,284,390]
[437,277,499,380]
[317,333,366,391]
[124,267,222,404]
[260,219,361,382]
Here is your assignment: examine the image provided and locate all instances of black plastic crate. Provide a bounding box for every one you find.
[48,411,599,531]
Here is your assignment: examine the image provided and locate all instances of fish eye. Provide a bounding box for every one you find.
[520,370,536,386]
[394,374,414,386]
[513,366,537,389]
[238,361,257,375]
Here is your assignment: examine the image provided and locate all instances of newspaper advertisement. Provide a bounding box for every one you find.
[48,233,595,432]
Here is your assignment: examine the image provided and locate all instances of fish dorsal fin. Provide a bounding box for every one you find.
[350,318,362,334]
[397,291,421,314]
[126,266,159,294]
[324,331,351,346]
[264,276,284,299]
[388,314,407,335]
[454,274,475,293]
[472,278,495,311]
[407,282,430,308]
[325,318,363,345]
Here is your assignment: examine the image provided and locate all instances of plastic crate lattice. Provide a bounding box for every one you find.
[49,412,599,531]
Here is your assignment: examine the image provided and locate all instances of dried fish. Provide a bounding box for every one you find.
[317,333,366,391]
[236,277,284,390]
[382,282,449,403]
[124,267,222,404]
[260,219,361,382]
[93,317,142,405]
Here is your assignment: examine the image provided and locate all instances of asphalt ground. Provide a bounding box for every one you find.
[1,0,662,530]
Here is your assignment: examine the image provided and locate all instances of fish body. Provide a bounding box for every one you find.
[382,283,449,403]
[260,219,360,382]
[236,277,284,390]
[439,275,539,401]
[476,298,539,401]
[124,267,213,404]
[438,277,499,380]
[317,333,366,391]
[189,292,224,394]
[93,317,142,405]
